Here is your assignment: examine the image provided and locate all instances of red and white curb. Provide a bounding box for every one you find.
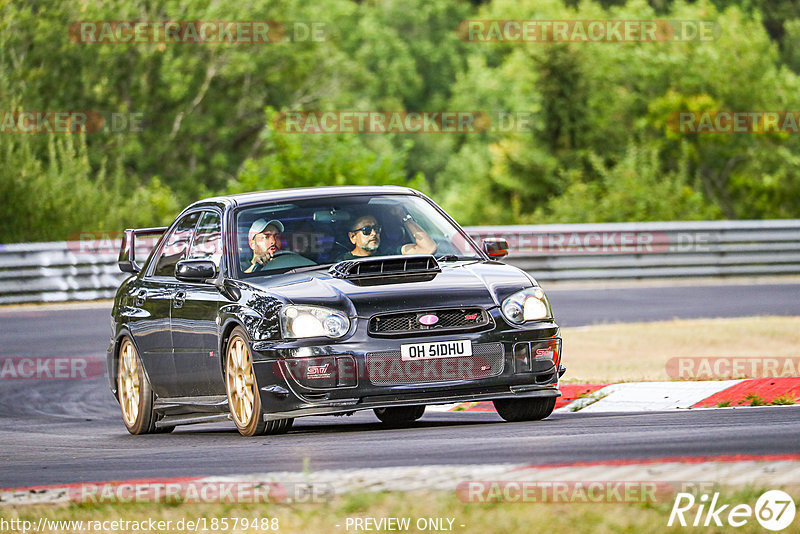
[428,377,800,413]
[3,455,799,507]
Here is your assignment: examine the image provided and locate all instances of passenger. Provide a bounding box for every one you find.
[244,219,284,273]
[339,208,436,260]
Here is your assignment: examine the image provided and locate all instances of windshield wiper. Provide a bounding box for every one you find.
[437,254,483,263]
[285,263,336,274]
[436,254,463,262]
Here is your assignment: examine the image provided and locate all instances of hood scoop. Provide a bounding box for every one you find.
[329,255,441,286]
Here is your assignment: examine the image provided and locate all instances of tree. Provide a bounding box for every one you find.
[228,109,426,194]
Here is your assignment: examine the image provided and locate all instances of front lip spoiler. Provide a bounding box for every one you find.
[260,385,561,421]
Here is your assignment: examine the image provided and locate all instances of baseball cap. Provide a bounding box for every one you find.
[248,219,284,241]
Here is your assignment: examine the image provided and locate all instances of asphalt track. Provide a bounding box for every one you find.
[1,282,799,488]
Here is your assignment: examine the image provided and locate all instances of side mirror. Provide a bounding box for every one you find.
[175,259,217,282]
[482,238,509,259]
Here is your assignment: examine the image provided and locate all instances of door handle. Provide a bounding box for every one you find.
[135,289,147,306]
[174,290,186,309]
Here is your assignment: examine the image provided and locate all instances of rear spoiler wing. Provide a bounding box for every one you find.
[118,227,168,273]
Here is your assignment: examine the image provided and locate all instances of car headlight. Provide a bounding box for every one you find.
[279,305,350,339]
[501,287,551,324]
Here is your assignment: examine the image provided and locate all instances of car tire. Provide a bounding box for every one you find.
[373,405,426,427]
[117,337,163,435]
[493,397,557,422]
[225,326,293,436]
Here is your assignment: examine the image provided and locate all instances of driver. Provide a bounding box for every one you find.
[244,219,284,273]
[340,207,436,260]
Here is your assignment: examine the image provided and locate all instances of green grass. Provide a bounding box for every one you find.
[3,487,799,534]
[716,399,732,407]
[771,394,797,405]
[740,393,769,406]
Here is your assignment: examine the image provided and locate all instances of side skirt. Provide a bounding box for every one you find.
[156,413,232,428]
[153,395,230,427]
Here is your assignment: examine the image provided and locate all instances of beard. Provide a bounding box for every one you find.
[256,243,277,257]
[363,238,380,253]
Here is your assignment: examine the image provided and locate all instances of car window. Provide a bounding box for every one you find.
[188,211,223,268]
[152,212,200,277]
[234,194,482,278]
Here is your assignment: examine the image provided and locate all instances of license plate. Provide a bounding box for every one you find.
[400,340,472,361]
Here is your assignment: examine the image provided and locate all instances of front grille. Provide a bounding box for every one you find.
[369,307,490,335]
[366,342,505,385]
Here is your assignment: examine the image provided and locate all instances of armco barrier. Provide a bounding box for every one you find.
[0,220,798,304]
[0,241,121,305]
[467,219,800,282]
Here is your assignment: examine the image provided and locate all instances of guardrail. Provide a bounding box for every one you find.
[0,242,120,305]
[467,219,800,282]
[0,220,798,304]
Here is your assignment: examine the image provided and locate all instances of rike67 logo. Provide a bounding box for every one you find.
[668,490,796,531]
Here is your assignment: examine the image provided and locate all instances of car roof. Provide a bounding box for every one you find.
[186,185,420,211]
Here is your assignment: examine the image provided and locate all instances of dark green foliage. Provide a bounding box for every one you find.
[2,0,799,242]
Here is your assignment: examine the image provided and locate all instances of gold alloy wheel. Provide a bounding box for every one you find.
[226,336,256,426]
[118,339,140,426]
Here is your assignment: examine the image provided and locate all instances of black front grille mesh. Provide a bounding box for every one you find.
[369,308,489,335]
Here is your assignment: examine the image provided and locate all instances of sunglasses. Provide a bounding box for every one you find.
[350,224,382,236]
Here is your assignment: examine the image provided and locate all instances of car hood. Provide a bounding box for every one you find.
[241,261,536,317]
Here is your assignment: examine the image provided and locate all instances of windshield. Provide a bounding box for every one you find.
[234,194,481,278]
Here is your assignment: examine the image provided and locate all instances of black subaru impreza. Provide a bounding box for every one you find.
[109,186,564,436]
